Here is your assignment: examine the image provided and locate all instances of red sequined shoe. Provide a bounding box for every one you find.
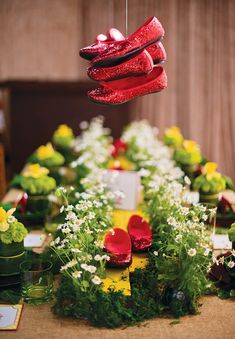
[80,28,125,61]
[104,228,132,267]
[127,215,152,252]
[88,66,167,105]
[146,41,166,64]
[87,49,153,81]
[107,28,125,41]
[92,17,164,67]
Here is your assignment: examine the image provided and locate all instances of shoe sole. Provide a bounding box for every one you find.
[93,36,163,68]
[88,89,162,106]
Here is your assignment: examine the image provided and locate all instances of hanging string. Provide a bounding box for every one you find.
[125,0,128,37]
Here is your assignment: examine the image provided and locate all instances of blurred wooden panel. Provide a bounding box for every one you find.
[1,81,130,174]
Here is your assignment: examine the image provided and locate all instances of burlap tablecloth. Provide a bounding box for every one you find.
[2,296,234,339]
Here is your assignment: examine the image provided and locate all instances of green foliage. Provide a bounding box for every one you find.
[0,221,28,244]
[228,223,235,242]
[21,175,56,195]
[30,151,65,168]
[193,174,226,194]
[174,148,202,166]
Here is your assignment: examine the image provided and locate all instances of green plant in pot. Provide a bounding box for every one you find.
[193,162,226,205]
[0,207,28,276]
[174,140,202,180]
[163,126,184,148]
[16,164,57,227]
[30,142,65,184]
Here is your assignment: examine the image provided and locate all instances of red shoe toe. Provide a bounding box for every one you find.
[88,66,167,105]
[128,215,152,252]
[104,228,132,267]
[87,50,153,81]
[92,16,164,67]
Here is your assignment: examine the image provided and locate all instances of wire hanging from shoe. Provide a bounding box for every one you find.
[125,0,128,37]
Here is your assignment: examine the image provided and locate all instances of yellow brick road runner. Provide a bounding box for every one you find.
[101,209,149,296]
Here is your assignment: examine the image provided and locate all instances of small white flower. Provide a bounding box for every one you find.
[175,234,182,243]
[71,248,81,253]
[67,259,77,267]
[60,264,68,271]
[227,261,235,269]
[231,250,235,257]
[204,248,211,256]
[87,265,96,273]
[7,216,16,223]
[187,248,197,257]
[80,120,89,130]
[92,275,102,285]
[219,256,225,264]
[72,271,82,278]
[184,176,191,186]
[102,254,110,261]
[153,251,159,256]
[94,254,102,261]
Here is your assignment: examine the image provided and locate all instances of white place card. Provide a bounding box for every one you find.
[104,170,140,210]
[0,304,23,330]
[211,234,232,250]
[24,233,46,248]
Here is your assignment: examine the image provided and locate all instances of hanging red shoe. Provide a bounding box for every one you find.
[91,17,164,67]
[146,41,166,64]
[88,66,167,105]
[87,49,153,81]
[127,215,152,252]
[104,228,132,267]
[80,28,125,61]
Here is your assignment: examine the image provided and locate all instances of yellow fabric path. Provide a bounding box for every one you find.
[101,209,149,296]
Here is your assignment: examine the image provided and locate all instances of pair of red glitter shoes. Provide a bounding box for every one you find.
[104,215,152,267]
[79,17,167,105]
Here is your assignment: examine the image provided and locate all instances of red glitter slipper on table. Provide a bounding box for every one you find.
[91,16,164,67]
[88,66,167,105]
[87,49,153,81]
[80,29,125,61]
[127,215,152,252]
[104,228,132,267]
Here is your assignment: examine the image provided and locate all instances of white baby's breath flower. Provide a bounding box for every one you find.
[187,248,197,257]
[60,264,68,271]
[92,275,102,285]
[72,270,82,278]
[204,248,211,256]
[71,248,81,253]
[184,176,191,186]
[153,251,159,256]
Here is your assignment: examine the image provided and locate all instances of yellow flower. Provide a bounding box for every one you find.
[165,126,182,138]
[183,140,200,153]
[55,124,73,137]
[0,207,16,232]
[36,143,55,159]
[22,163,49,178]
[203,162,221,180]
[108,155,134,171]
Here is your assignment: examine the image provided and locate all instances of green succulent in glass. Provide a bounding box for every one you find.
[163,126,183,148]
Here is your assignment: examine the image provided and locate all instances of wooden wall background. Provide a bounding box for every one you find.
[0,0,234,181]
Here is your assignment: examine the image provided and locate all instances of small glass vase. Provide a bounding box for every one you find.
[20,259,53,304]
[199,192,219,206]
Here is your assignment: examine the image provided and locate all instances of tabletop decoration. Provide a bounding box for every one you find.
[163,126,184,148]
[52,124,75,164]
[174,140,202,180]
[193,162,226,205]
[15,164,56,227]
[50,118,214,327]
[29,143,65,184]
[0,207,27,276]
